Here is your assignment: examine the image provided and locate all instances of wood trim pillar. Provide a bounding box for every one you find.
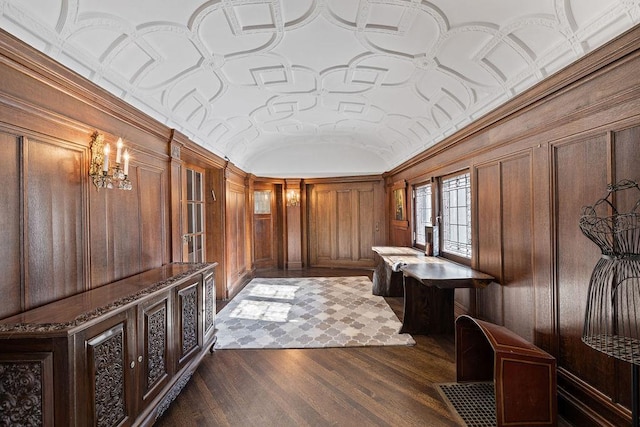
[168,130,184,263]
[285,179,302,270]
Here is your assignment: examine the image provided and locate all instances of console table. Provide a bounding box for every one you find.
[0,262,216,427]
[400,257,494,334]
[371,246,426,296]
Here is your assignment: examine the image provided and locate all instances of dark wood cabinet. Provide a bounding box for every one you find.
[77,310,137,426]
[202,271,216,346]
[175,278,201,371]
[138,291,172,409]
[0,263,216,427]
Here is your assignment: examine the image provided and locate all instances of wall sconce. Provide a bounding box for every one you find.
[286,189,300,207]
[89,131,132,190]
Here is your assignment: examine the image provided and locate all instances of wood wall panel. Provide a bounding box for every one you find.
[553,135,613,395]
[286,179,303,270]
[88,175,137,288]
[207,168,226,298]
[225,191,238,288]
[138,167,166,272]
[357,188,375,262]
[609,125,639,409]
[501,154,534,343]
[308,180,383,268]
[107,166,141,282]
[25,136,86,309]
[88,163,167,288]
[314,189,332,261]
[531,144,554,354]
[475,163,503,324]
[336,190,352,260]
[225,173,248,298]
[614,126,640,187]
[0,131,22,318]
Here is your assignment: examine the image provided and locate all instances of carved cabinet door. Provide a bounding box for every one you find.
[175,277,202,371]
[0,350,55,426]
[76,309,137,427]
[202,271,216,345]
[137,290,172,409]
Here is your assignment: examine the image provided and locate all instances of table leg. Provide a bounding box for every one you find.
[400,275,454,335]
[372,253,404,297]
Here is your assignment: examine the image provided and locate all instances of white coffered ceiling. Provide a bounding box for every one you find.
[1,1,639,177]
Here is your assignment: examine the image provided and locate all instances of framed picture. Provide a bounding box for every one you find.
[391,180,408,228]
[393,187,405,221]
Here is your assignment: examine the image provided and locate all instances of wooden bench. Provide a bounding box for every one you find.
[455,315,557,426]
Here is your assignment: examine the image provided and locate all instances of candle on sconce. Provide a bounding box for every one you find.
[116,137,123,164]
[123,150,130,176]
[103,143,110,172]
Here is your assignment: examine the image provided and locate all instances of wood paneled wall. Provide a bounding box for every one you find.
[0,131,89,317]
[0,30,176,317]
[307,177,386,268]
[225,166,251,298]
[0,29,247,317]
[385,25,640,426]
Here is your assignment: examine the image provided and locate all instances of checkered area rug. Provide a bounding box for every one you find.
[213,276,415,349]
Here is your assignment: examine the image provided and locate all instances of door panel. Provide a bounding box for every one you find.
[309,181,383,268]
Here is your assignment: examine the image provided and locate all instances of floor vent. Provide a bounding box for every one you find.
[436,382,496,427]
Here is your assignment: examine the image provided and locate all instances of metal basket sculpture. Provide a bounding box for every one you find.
[579,179,640,366]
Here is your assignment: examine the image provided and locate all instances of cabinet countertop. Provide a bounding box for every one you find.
[0,262,216,336]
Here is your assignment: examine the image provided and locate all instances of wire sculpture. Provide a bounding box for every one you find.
[580,179,640,365]
[579,178,640,426]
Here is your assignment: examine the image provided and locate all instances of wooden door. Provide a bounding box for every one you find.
[308,180,385,268]
[182,166,206,263]
[253,185,279,269]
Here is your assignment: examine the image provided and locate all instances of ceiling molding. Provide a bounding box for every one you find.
[1,1,639,177]
[0,28,172,141]
[388,22,640,176]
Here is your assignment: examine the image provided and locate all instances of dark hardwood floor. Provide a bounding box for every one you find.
[154,268,568,427]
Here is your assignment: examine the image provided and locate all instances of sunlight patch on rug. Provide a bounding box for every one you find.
[214,276,415,349]
[229,300,292,322]
[248,283,298,300]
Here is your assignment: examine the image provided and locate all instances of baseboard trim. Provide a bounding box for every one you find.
[557,367,631,426]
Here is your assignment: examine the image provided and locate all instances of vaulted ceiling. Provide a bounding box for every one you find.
[1,1,639,177]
